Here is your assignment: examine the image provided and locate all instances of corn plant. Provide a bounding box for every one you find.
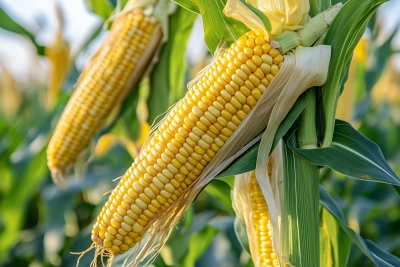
[1,0,400,267]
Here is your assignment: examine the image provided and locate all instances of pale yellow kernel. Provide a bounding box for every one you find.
[247,38,255,48]
[104,240,113,248]
[237,35,247,48]
[232,75,244,86]
[243,47,253,58]
[271,64,279,75]
[132,223,143,233]
[266,74,274,83]
[237,52,248,63]
[268,48,279,57]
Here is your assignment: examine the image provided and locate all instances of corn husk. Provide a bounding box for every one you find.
[233,142,284,267]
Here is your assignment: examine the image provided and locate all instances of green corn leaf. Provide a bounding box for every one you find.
[205,179,235,214]
[284,120,400,186]
[86,0,114,21]
[319,227,330,267]
[196,0,249,54]
[320,0,388,147]
[180,225,218,267]
[282,142,320,267]
[148,6,196,123]
[320,207,351,267]
[215,90,310,178]
[234,216,251,255]
[171,0,200,14]
[0,7,44,55]
[320,186,400,266]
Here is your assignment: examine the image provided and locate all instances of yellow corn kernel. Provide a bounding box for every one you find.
[249,170,279,267]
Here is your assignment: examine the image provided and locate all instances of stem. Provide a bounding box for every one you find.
[297,88,318,149]
[282,88,320,267]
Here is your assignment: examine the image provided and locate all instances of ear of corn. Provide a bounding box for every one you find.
[47,8,162,181]
[249,170,280,267]
[45,4,70,108]
[91,30,284,255]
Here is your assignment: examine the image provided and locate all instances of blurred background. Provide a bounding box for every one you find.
[0,0,400,266]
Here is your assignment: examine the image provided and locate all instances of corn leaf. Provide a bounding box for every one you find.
[320,186,400,267]
[168,7,198,104]
[148,6,196,123]
[86,0,114,21]
[282,142,320,267]
[195,0,249,54]
[171,0,200,14]
[215,90,310,178]
[319,227,330,267]
[180,225,218,267]
[0,7,44,55]
[309,0,332,17]
[234,216,251,255]
[205,179,235,214]
[284,120,400,186]
[320,207,351,267]
[320,0,388,147]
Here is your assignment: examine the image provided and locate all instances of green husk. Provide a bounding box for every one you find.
[274,4,342,54]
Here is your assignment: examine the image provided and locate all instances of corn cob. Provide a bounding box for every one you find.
[91,31,284,255]
[45,4,70,108]
[47,8,162,176]
[249,170,279,267]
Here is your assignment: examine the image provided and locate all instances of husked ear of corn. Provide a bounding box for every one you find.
[47,7,162,183]
[248,170,280,267]
[91,30,284,256]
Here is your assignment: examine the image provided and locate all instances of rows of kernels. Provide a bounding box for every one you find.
[92,31,283,255]
[249,171,279,267]
[47,10,158,171]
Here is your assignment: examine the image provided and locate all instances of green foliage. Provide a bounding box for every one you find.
[282,142,320,267]
[85,0,114,20]
[284,120,400,186]
[172,0,200,15]
[234,216,251,255]
[320,0,388,147]
[148,6,197,123]
[320,186,400,266]
[195,0,249,54]
[0,7,44,55]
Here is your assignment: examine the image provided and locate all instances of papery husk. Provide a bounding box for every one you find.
[233,142,284,267]
[122,45,331,267]
[255,45,330,267]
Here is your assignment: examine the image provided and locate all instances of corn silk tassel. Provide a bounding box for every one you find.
[233,143,284,267]
[47,0,170,187]
[79,3,340,267]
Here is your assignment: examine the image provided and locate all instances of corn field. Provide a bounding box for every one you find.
[1,0,400,266]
